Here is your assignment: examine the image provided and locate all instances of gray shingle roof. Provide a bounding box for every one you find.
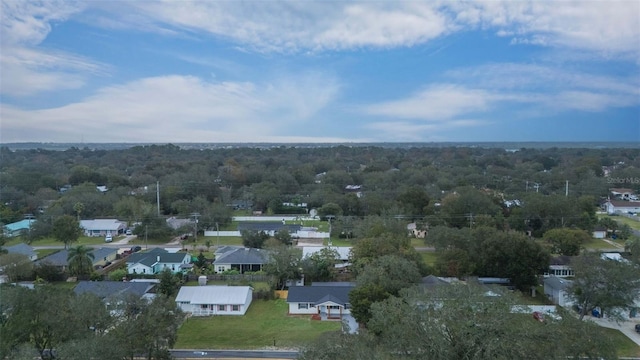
[421,275,450,287]
[5,243,36,258]
[286,285,354,305]
[74,281,154,300]
[36,247,116,267]
[544,276,573,290]
[126,248,189,267]
[214,248,269,265]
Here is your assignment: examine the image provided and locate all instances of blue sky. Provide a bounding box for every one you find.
[1,1,639,143]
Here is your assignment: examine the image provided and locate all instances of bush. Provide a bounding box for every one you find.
[109,269,128,281]
[34,263,66,282]
[253,287,275,300]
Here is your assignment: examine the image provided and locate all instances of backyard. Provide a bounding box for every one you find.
[174,299,341,349]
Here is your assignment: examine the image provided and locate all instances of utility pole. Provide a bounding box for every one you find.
[156,181,160,216]
[216,222,220,249]
[145,225,148,250]
[466,213,474,229]
[565,180,569,197]
[326,215,335,246]
[191,212,201,243]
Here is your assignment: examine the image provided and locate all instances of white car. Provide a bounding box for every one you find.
[105,235,113,243]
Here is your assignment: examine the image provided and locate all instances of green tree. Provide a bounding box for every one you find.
[241,230,269,249]
[108,268,128,282]
[569,253,640,320]
[67,245,95,279]
[543,228,591,256]
[0,253,34,282]
[625,237,640,264]
[301,247,339,283]
[263,243,302,290]
[274,229,292,245]
[52,215,83,249]
[318,202,343,219]
[157,268,180,297]
[350,255,421,325]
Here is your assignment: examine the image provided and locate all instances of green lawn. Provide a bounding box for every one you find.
[174,299,341,349]
[420,251,438,267]
[35,248,60,258]
[6,236,111,247]
[598,214,640,231]
[324,238,353,247]
[601,327,640,357]
[582,237,622,251]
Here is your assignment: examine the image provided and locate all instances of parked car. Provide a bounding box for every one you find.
[635,324,640,334]
[131,245,142,252]
[105,235,113,243]
[126,229,132,235]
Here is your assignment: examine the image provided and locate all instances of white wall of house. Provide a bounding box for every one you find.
[544,286,574,308]
[214,264,232,273]
[177,290,252,316]
[592,230,606,239]
[128,263,153,274]
[288,302,318,315]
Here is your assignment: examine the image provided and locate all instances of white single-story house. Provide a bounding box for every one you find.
[213,247,269,274]
[407,222,427,238]
[544,276,574,308]
[603,200,640,215]
[3,219,35,237]
[286,283,355,319]
[175,285,253,316]
[5,243,37,261]
[80,219,127,237]
[126,248,191,275]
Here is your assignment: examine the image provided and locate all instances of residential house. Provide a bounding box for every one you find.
[543,276,574,307]
[544,256,575,278]
[126,248,191,275]
[592,226,607,239]
[230,200,254,211]
[302,246,352,271]
[420,275,451,288]
[286,283,355,319]
[166,217,192,230]
[74,280,156,304]
[175,285,253,316]
[36,247,117,271]
[5,243,37,261]
[610,188,636,200]
[603,200,640,215]
[80,219,126,237]
[407,222,427,238]
[213,247,269,274]
[3,219,35,237]
[237,222,302,236]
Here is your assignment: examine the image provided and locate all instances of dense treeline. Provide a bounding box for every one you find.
[1,145,638,227]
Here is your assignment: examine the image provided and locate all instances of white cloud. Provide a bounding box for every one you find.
[366,119,487,141]
[0,0,107,96]
[85,1,639,57]
[457,1,640,58]
[1,73,342,142]
[362,85,493,120]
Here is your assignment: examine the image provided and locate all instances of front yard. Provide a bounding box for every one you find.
[174,299,341,349]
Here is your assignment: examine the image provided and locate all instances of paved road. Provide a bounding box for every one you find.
[171,350,298,359]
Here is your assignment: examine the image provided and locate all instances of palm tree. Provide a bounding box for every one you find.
[67,245,95,279]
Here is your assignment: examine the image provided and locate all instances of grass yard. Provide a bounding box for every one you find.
[324,238,353,247]
[420,251,438,267]
[35,248,60,258]
[6,236,110,247]
[582,238,621,251]
[600,328,640,357]
[598,214,640,231]
[174,299,341,349]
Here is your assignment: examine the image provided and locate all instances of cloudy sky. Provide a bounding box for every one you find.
[1,0,639,143]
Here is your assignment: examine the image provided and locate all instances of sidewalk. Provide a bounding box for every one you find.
[586,316,640,346]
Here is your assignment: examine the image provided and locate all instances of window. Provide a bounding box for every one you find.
[217,266,225,272]
[201,304,208,309]
[232,305,239,311]
[218,305,225,311]
[328,305,340,310]
[298,303,309,309]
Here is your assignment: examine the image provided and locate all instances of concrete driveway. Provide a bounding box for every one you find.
[587,316,640,346]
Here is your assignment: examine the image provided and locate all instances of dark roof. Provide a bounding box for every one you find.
[544,276,573,291]
[36,247,116,267]
[214,247,269,265]
[126,249,189,267]
[237,222,302,233]
[287,285,354,305]
[593,226,607,232]
[421,275,450,287]
[74,281,154,300]
[311,282,356,287]
[550,255,573,266]
[5,243,36,258]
